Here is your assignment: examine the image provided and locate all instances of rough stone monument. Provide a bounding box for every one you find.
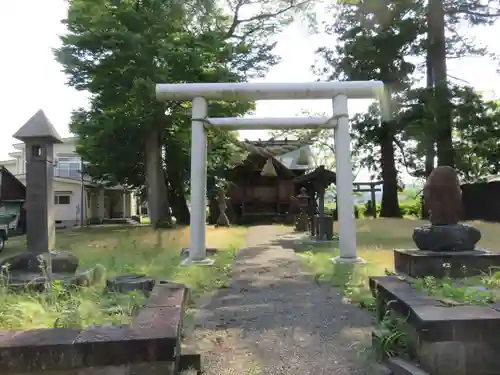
[413,166,481,251]
[395,166,500,278]
[0,110,90,289]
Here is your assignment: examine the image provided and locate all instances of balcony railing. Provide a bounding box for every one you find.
[54,168,81,179]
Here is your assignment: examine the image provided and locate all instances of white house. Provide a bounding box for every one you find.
[0,136,138,228]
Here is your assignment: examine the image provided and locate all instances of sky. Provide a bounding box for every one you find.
[2,0,500,182]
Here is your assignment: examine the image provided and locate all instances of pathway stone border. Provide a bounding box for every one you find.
[0,284,189,374]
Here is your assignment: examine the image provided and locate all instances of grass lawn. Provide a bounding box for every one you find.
[0,225,247,331]
[298,218,500,310]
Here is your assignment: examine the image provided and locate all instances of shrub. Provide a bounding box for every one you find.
[399,200,421,218]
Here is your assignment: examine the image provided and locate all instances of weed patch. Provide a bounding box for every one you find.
[0,225,247,330]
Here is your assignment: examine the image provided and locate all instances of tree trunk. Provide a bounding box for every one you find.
[428,0,454,167]
[379,122,402,218]
[168,176,190,225]
[425,25,436,178]
[144,128,172,229]
[422,31,435,220]
[163,135,190,225]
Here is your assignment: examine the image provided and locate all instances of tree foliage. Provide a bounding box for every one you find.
[55,0,309,226]
[401,86,500,181]
[310,0,500,217]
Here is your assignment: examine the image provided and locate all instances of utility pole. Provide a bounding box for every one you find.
[80,158,85,227]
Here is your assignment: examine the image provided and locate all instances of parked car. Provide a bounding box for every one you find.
[0,214,16,251]
[0,200,25,251]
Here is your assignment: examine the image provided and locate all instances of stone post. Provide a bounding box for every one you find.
[294,187,310,232]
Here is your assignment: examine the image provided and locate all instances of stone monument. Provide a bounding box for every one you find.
[413,166,481,251]
[0,110,89,290]
[395,166,500,278]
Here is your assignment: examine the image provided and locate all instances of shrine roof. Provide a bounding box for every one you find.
[294,165,336,185]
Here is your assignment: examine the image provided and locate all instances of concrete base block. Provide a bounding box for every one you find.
[330,256,367,264]
[180,258,215,266]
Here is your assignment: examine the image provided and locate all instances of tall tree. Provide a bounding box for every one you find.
[56,0,309,227]
[312,0,499,217]
[426,0,499,168]
[400,84,500,181]
[314,0,423,217]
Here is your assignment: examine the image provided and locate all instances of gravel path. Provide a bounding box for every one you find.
[184,225,387,375]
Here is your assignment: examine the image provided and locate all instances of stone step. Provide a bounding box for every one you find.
[386,357,429,375]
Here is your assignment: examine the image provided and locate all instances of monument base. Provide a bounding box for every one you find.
[394,248,500,278]
[0,250,99,292]
[0,250,79,274]
[4,268,96,292]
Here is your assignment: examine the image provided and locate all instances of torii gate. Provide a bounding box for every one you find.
[155,81,388,265]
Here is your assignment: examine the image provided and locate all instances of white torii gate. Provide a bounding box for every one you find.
[156,81,387,265]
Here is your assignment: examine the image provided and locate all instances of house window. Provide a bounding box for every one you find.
[55,156,81,179]
[55,194,71,205]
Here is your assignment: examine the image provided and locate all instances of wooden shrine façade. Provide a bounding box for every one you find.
[208,139,336,225]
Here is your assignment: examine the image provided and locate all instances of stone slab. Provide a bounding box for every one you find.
[0,283,188,373]
[369,276,500,342]
[146,283,188,308]
[386,357,430,375]
[394,248,500,278]
[371,276,500,375]
[4,362,175,375]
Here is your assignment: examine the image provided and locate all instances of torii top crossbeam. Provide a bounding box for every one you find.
[156,81,385,101]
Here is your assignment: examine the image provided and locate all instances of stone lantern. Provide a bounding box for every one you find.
[12,110,63,254]
[294,187,310,232]
[0,110,82,288]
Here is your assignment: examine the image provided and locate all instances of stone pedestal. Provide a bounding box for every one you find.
[394,248,500,278]
[311,215,334,240]
[413,224,481,252]
[294,187,310,232]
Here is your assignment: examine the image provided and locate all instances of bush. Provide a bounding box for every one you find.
[356,200,421,219]
[332,201,422,220]
[331,207,361,220]
[399,200,421,218]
